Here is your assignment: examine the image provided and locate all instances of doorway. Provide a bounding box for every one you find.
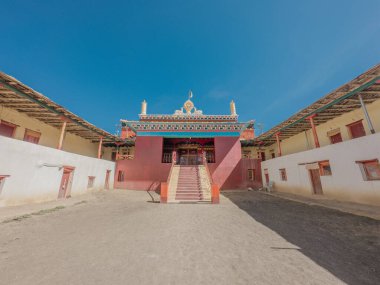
[309,169,323,195]
[58,167,74,199]
[104,170,111,190]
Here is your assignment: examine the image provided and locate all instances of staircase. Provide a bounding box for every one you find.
[167,165,211,203]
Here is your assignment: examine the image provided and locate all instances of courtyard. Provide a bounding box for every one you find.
[0,190,379,285]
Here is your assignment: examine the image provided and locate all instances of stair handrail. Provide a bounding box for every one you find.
[167,151,177,185]
[202,152,214,185]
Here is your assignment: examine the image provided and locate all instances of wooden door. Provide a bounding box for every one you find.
[104,170,111,190]
[58,168,73,199]
[309,169,323,195]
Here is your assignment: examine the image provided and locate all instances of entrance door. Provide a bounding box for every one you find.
[309,169,323,194]
[104,170,111,190]
[178,148,200,165]
[58,167,74,199]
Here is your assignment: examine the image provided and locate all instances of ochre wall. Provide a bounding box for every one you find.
[115,136,262,191]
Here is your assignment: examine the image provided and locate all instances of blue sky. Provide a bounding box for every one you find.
[1,0,380,135]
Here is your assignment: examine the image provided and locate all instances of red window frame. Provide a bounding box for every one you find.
[0,120,17,138]
[247,169,255,181]
[319,160,332,176]
[346,120,366,139]
[23,129,41,144]
[279,168,287,181]
[356,159,380,181]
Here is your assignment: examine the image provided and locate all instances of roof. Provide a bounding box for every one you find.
[242,63,380,147]
[0,72,133,146]
[139,114,238,122]
[121,119,254,138]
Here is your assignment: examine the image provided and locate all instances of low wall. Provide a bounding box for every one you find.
[0,136,115,206]
[261,132,380,206]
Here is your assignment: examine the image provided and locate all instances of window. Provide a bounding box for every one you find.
[247,169,255,181]
[242,150,251,158]
[87,176,95,188]
[0,120,17,138]
[327,128,343,144]
[319,160,332,176]
[111,151,117,161]
[206,150,215,163]
[356,159,380,181]
[258,151,266,161]
[0,175,10,195]
[279,168,287,181]
[117,170,125,182]
[271,152,275,159]
[347,120,366,139]
[264,169,269,184]
[23,129,41,144]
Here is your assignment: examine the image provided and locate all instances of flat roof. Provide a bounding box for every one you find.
[0,72,133,146]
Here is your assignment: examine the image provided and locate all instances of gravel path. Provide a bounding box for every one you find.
[0,190,377,285]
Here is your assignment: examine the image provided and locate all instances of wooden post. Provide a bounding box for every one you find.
[211,184,220,204]
[97,136,103,159]
[307,114,320,148]
[358,94,375,134]
[160,182,168,203]
[57,121,67,150]
[275,132,282,157]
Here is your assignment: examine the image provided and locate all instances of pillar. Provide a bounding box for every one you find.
[57,121,67,150]
[230,100,237,116]
[97,136,103,159]
[275,132,282,157]
[358,94,375,134]
[307,114,320,148]
[141,100,147,115]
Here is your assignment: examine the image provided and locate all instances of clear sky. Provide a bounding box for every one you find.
[1,0,380,135]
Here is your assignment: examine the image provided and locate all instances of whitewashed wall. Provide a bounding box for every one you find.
[261,132,380,206]
[0,136,115,206]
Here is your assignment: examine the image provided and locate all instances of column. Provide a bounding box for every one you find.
[306,114,320,148]
[57,121,67,150]
[275,132,282,157]
[358,94,375,134]
[97,136,103,159]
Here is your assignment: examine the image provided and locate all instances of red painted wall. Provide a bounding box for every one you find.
[208,137,262,190]
[115,136,262,191]
[114,136,171,191]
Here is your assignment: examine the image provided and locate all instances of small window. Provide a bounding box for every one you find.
[264,169,269,184]
[258,151,266,161]
[271,152,275,159]
[23,129,41,144]
[117,170,125,182]
[0,120,17,138]
[0,175,10,195]
[347,120,366,139]
[279,168,287,181]
[87,176,95,188]
[319,161,332,176]
[356,159,380,181]
[242,150,251,158]
[111,151,117,161]
[247,169,255,181]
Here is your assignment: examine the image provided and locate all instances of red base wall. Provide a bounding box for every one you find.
[114,136,262,191]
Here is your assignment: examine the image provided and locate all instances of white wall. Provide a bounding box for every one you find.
[0,136,115,206]
[261,132,380,206]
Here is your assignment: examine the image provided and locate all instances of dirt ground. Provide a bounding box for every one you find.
[0,190,379,285]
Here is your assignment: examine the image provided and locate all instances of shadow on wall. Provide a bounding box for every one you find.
[223,191,380,285]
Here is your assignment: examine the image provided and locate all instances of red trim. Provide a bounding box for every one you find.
[355,159,379,164]
[346,119,364,127]
[0,175,10,179]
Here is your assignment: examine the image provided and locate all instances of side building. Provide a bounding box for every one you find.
[0,72,132,206]
[243,64,380,206]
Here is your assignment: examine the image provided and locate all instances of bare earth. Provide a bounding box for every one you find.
[0,190,379,285]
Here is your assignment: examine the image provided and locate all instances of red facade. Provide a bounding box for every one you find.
[114,136,262,191]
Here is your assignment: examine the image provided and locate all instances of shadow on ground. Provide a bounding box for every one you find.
[223,191,380,285]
